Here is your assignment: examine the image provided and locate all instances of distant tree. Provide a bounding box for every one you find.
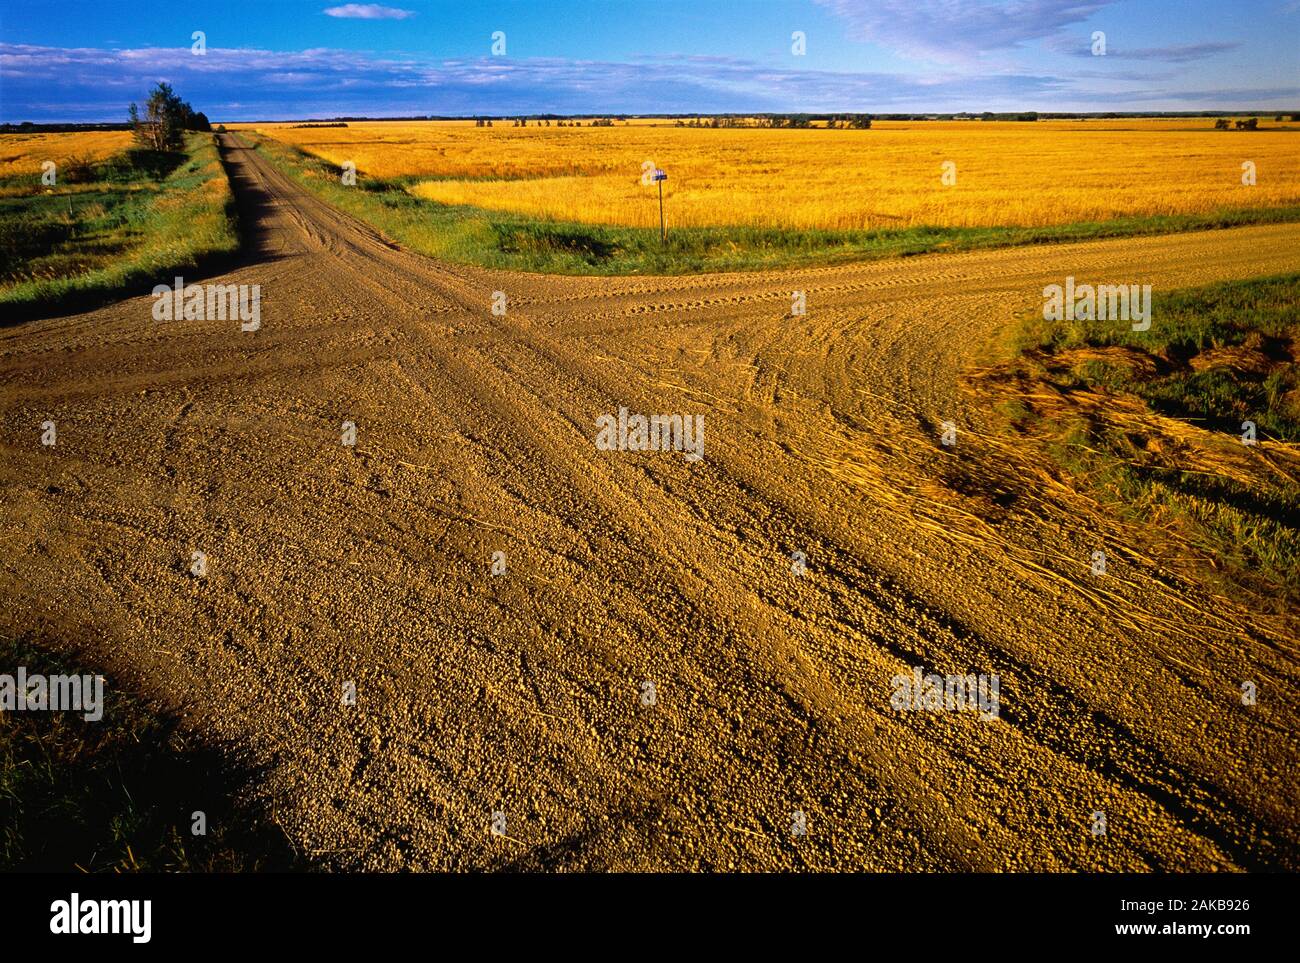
[1214,118,1230,129]
[1236,117,1258,130]
[128,82,208,149]
[129,82,185,150]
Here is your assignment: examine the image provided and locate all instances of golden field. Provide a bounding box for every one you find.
[240,119,1300,230]
[0,130,134,179]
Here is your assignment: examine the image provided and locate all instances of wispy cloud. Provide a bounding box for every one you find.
[1,35,1293,122]
[1113,41,1241,61]
[1122,84,1300,102]
[323,4,414,19]
[0,42,1076,120]
[1055,39,1241,61]
[816,0,1114,63]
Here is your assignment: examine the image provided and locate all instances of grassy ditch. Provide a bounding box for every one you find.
[0,133,239,319]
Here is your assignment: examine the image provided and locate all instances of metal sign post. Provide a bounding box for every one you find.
[653,168,668,243]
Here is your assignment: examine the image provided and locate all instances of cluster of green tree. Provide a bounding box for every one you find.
[197,110,1298,126]
[826,115,874,129]
[759,115,812,128]
[673,114,872,129]
[0,122,133,133]
[486,114,632,123]
[1021,111,1299,120]
[758,111,1300,122]
[110,110,1295,131]
[127,83,210,151]
[479,117,622,127]
[1215,118,1260,129]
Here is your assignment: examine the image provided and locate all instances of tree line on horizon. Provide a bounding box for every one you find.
[4,107,1296,134]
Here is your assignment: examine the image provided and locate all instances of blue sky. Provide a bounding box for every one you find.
[1,0,1297,121]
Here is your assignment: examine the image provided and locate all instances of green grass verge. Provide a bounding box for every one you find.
[998,274,1300,609]
[246,131,1300,276]
[1013,274,1300,440]
[0,133,240,319]
[0,637,301,871]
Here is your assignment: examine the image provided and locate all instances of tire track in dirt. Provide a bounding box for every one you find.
[0,133,1296,870]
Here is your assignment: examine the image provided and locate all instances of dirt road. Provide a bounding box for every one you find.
[2,133,1297,870]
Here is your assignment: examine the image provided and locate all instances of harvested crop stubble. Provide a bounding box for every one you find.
[0,131,134,180]
[239,118,1300,230]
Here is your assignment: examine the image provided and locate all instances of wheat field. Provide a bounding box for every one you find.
[240,119,1300,231]
[0,131,134,180]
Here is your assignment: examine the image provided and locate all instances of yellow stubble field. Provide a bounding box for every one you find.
[0,131,135,179]
[240,119,1300,231]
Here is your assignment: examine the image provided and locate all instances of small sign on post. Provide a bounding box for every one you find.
[653,168,668,243]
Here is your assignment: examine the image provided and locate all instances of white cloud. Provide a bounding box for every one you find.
[816,0,1114,63]
[2,37,1295,121]
[323,4,414,19]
